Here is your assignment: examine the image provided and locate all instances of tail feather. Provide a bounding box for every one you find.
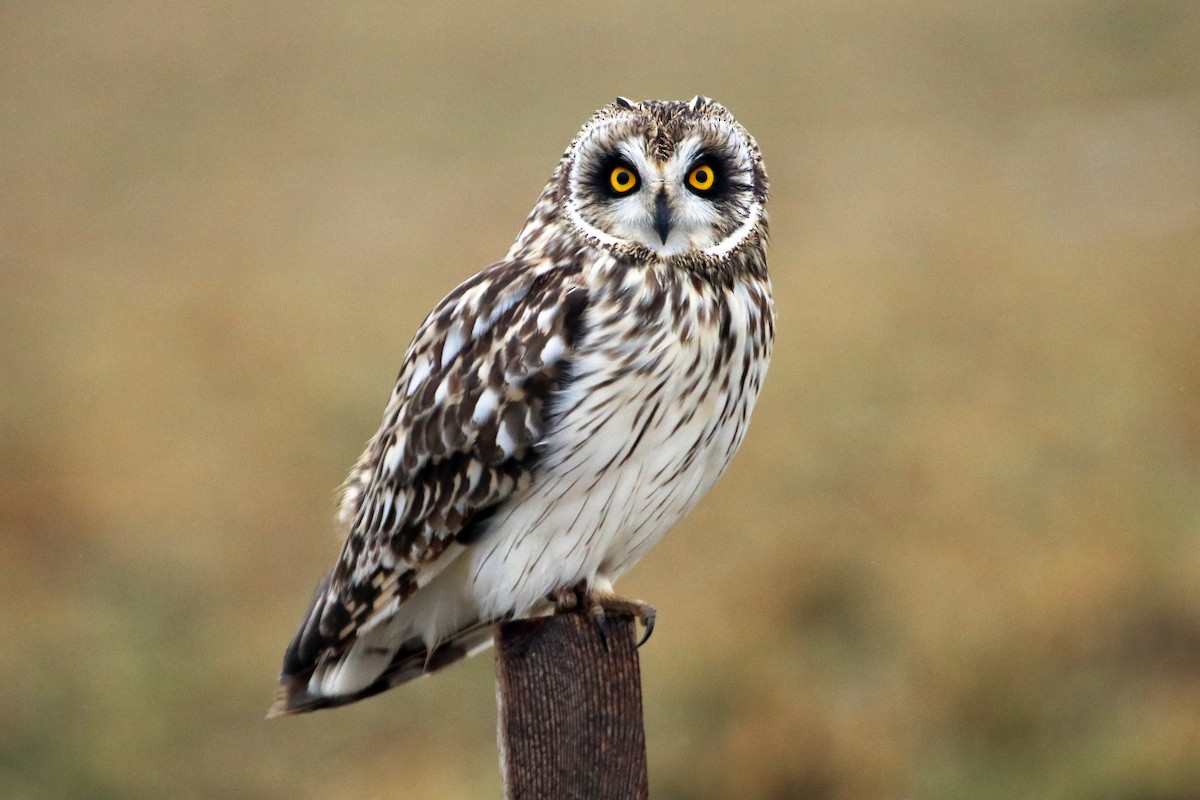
[267,621,499,717]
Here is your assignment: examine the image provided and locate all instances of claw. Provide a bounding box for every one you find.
[591,602,610,651]
[635,607,656,648]
[553,584,656,651]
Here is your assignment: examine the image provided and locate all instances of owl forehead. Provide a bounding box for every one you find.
[573,116,745,173]
[611,135,706,175]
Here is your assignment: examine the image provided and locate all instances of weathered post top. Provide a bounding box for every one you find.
[496,611,649,800]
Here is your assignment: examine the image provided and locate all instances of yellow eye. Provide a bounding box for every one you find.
[688,164,715,191]
[609,165,638,194]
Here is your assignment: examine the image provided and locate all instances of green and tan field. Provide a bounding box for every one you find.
[2,1,1199,797]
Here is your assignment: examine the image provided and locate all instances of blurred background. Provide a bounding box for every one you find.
[3,1,1199,798]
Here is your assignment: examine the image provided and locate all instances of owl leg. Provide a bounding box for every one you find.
[548,581,656,648]
[549,581,589,612]
[587,595,656,649]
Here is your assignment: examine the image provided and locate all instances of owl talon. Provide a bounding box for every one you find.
[590,602,611,651]
[582,595,656,650]
[635,608,656,648]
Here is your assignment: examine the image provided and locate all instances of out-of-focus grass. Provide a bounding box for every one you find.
[2,1,1198,798]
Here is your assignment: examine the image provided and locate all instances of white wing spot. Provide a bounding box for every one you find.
[472,388,500,425]
[496,423,517,459]
[472,314,491,338]
[441,325,465,368]
[381,431,407,476]
[539,335,565,367]
[536,306,559,332]
[406,357,432,397]
[434,374,452,404]
[466,458,484,492]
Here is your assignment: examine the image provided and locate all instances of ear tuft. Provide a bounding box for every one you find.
[614,96,635,109]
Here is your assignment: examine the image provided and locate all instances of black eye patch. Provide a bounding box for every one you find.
[591,154,642,198]
[685,153,742,199]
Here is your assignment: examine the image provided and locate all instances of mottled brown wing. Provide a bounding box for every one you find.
[279,256,588,690]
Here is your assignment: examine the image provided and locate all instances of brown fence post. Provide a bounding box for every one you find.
[495,610,649,800]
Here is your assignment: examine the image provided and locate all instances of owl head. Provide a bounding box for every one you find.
[557,97,769,260]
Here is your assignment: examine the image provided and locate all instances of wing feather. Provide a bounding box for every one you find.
[274,256,589,713]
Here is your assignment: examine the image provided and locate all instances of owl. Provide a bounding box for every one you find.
[271,96,773,715]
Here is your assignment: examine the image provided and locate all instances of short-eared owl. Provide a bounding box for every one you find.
[272,96,773,715]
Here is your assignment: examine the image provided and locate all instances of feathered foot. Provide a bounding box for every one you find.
[550,582,656,649]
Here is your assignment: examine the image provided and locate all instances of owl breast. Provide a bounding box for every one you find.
[464,254,775,621]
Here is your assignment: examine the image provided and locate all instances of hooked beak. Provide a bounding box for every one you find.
[653,192,672,245]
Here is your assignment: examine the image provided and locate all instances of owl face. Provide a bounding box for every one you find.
[561,97,768,259]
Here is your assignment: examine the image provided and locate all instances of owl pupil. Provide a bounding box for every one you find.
[607,165,638,195]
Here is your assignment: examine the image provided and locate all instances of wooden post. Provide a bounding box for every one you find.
[495,611,649,800]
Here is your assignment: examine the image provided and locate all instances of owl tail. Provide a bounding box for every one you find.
[269,555,543,716]
[267,618,498,717]
[268,563,513,716]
